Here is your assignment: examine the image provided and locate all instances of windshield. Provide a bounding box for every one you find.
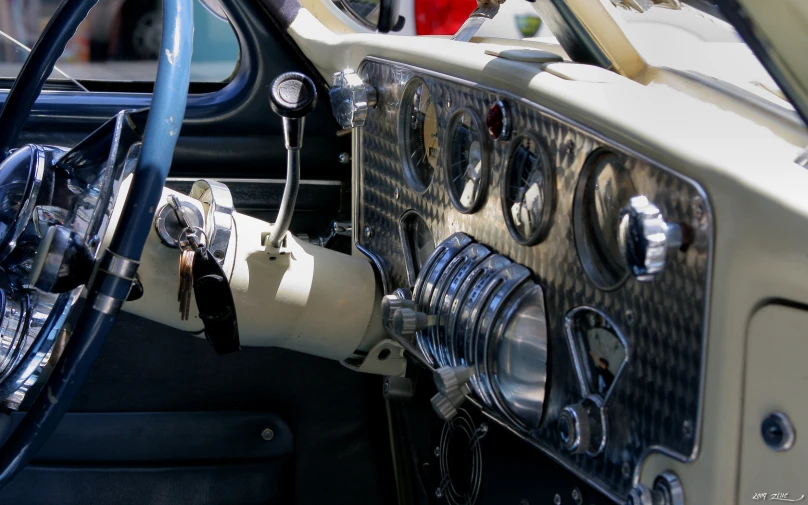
[603,1,794,113]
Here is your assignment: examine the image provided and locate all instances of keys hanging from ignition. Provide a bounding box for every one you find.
[177,224,205,321]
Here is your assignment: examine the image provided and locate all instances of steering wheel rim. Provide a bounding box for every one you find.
[0,0,194,489]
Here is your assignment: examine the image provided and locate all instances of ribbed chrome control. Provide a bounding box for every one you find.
[405,233,549,428]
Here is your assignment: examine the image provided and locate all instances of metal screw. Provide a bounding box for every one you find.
[446,94,452,109]
[682,419,694,438]
[261,428,274,441]
[434,446,440,457]
[338,152,351,165]
[363,226,373,239]
[383,377,390,394]
[572,488,583,505]
[625,309,635,325]
[435,487,443,498]
[566,140,575,155]
[394,187,400,200]
[622,462,632,479]
[554,493,562,505]
[761,412,796,451]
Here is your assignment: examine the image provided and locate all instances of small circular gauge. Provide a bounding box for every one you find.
[574,150,636,290]
[501,135,554,246]
[398,77,439,193]
[445,108,488,213]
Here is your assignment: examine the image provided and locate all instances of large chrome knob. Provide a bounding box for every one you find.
[618,196,683,281]
[329,70,377,129]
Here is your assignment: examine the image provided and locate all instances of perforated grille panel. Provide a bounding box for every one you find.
[355,57,712,500]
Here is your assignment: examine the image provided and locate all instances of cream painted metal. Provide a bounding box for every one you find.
[740,304,807,503]
[287,4,808,504]
[109,186,385,362]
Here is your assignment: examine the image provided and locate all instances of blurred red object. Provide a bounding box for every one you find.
[415,0,477,35]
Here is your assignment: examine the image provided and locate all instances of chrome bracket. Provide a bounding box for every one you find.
[452,0,505,42]
[189,179,234,266]
[341,338,407,376]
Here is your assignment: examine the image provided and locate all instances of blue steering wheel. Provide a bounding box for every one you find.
[0,0,193,488]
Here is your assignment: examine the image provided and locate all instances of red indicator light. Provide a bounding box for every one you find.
[486,100,511,140]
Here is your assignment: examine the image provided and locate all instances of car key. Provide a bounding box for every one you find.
[191,244,240,354]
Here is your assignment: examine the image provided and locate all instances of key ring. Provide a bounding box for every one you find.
[178,226,209,253]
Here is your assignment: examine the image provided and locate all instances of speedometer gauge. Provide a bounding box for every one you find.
[501,135,554,245]
[398,77,439,193]
[445,108,488,213]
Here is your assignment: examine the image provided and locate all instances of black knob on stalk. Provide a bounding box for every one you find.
[269,72,317,150]
[266,72,317,249]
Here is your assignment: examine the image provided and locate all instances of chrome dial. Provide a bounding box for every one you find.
[446,108,487,213]
[502,135,554,245]
[399,77,439,192]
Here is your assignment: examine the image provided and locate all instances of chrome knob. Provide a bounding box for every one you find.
[381,294,415,326]
[618,196,683,281]
[559,402,590,455]
[393,308,439,337]
[329,70,377,129]
[435,365,473,395]
[430,383,471,421]
[627,471,685,505]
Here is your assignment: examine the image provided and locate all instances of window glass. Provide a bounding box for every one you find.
[0,0,239,87]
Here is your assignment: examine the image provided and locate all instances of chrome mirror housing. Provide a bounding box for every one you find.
[0,110,142,408]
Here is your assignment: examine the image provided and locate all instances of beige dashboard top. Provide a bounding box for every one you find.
[288,4,808,504]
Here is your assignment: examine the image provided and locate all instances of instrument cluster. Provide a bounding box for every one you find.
[345,57,713,503]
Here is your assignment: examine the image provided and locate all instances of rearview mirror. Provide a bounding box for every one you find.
[337,0,404,33]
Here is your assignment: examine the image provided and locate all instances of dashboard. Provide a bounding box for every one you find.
[352,57,714,503]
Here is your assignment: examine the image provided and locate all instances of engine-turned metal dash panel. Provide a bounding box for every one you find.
[355,57,712,501]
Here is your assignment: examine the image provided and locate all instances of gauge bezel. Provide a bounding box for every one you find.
[397,77,439,194]
[443,107,490,214]
[500,133,555,246]
[573,149,633,291]
[563,306,630,405]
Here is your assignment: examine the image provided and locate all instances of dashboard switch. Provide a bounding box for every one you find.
[393,308,439,337]
[329,70,378,130]
[628,471,685,505]
[435,365,473,395]
[618,196,683,281]
[559,403,591,455]
[381,293,416,327]
[559,397,606,456]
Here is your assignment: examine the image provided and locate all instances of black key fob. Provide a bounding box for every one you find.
[192,250,240,354]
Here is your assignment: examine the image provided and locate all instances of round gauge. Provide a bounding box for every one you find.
[445,108,488,213]
[398,77,439,192]
[501,135,554,245]
[574,150,636,290]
